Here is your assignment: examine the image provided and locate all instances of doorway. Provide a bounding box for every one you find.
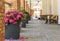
[32,1,42,19]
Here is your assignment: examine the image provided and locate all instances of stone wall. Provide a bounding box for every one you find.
[0,0,5,41]
[20,0,25,10]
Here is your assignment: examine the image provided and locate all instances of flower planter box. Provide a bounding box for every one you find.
[5,24,20,39]
[28,18,31,20]
[22,20,26,28]
[5,10,24,40]
[26,19,28,24]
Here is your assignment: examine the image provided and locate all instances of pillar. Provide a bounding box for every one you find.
[17,0,20,10]
[58,0,60,24]
[25,0,27,11]
[51,0,58,15]
[0,0,5,41]
[20,0,25,10]
[11,0,17,10]
[42,0,51,15]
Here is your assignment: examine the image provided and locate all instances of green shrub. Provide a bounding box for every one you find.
[21,9,31,20]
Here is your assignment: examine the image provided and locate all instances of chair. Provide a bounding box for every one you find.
[51,15,58,24]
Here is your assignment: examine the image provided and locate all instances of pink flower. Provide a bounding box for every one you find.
[5,10,24,24]
[13,21,17,24]
[19,22,22,27]
[11,11,16,15]
[9,19,14,23]
[13,17,16,20]
[20,14,24,17]
[20,37,25,41]
[5,11,11,15]
[16,15,21,20]
[5,17,9,23]
[18,12,23,14]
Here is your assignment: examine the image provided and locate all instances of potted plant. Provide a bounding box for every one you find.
[5,10,24,39]
[25,11,31,23]
[21,10,31,24]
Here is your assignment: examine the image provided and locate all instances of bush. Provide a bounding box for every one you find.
[20,9,31,20]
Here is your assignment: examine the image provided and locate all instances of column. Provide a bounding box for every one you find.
[42,0,47,15]
[9,0,20,10]
[25,1,30,14]
[51,0,58,15]
[0,0,5,41]
[11,0,17,10]
[25,0,28,11]
[17,0,20,10]
[42,0,51,15]
[42,0,52,23]
[58,0,60,24]
[20,0,25,10]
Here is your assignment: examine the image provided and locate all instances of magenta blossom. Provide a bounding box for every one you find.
[13,21,17,24]
[5,10,24,24]
[16,15,21,20]
[9,19,15,23]
[5,17,9,23]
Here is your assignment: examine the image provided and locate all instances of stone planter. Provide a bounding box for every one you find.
[5,24,20,39]
[29,17,31,20]
[26,19,28,24]
[22,20,26,28]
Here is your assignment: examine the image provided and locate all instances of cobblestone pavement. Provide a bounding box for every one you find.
[5,19,60,41]
[21,19,60,41]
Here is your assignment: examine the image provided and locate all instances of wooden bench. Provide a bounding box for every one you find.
[40,15,58,24]
[45,15,52,24]
[50,15,58,24]
[40,15,47,20]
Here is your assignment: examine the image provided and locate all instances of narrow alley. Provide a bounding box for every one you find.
[0,0,60,41]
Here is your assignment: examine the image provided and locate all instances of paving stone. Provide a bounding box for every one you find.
[5,19,60,41]
[21,20,60,41]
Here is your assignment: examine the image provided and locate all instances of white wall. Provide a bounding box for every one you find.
[58,0,60,24]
